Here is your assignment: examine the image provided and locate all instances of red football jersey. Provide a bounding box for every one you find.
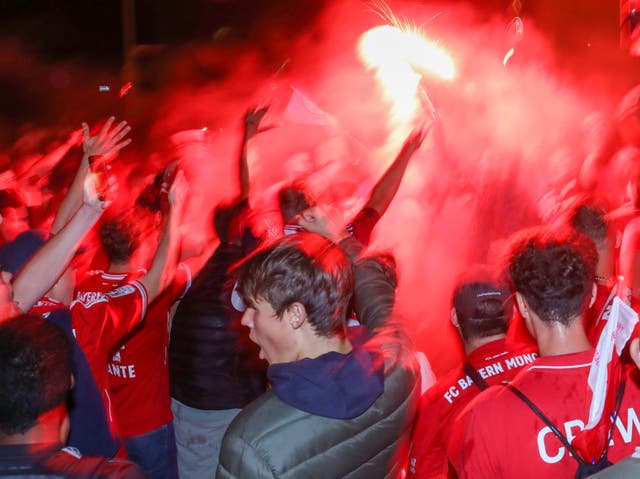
[71,271,147,427]
[30,296,64,317]
[108,264,191,438]
[409,339,538,478]
[451,349,640,479]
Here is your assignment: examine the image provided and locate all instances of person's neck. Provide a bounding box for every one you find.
[297,332,353,360]
[464,333,506,356]
[0,405,66,446]
[535,316,592,357]
[596,244,615,282]
[108,261,133,274]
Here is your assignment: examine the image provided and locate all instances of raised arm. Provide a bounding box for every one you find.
[364,124,429,217]
[51,117,131,234]
[138,171,188,302]
[238,106,269,201]
[12,174,108,312]
[16,128,82,182]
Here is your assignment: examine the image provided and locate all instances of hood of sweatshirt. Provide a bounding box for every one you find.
[267,326,384,419]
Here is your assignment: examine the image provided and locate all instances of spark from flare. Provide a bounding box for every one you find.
[503,48,515,66]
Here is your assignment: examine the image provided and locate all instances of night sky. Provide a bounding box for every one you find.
[0,0,635,138]
[1,0,330,65]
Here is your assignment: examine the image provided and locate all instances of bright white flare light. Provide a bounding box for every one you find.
[358,25,456,81]
[358,25,455,125]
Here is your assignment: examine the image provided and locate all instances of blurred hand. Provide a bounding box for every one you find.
[244,106,270,140]
[83,170,115,211]
[68,128,84,146]
[169,170,188,214]
[82,117,132,158]
[401,123,431,157]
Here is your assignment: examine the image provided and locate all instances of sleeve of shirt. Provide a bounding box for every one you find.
[410,393,449,478]
[347,207,381,246]
[171,263,192,300]
[102,280,149,342]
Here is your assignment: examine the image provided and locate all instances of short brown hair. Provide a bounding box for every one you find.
[238,232,353,338]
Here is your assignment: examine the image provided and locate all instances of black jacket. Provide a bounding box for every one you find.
[169,242,266,410]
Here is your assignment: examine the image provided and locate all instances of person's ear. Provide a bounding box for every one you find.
[300,208,316,224]
[515,292,529,318]
[450,308,459,328]
[516,292,537,338]
[287,302,307,329]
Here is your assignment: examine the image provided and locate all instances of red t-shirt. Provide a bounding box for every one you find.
[451,349,640,479]
[108,264,191,438]
[71,271,148,427]
[30,296,65,317]
[409,339,538,478]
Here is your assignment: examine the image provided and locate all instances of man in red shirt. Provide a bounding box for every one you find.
[452,229,640,479]
[409,268,537,478]
[73,198,189,479]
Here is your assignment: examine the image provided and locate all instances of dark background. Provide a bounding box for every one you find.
[0,1,625,66]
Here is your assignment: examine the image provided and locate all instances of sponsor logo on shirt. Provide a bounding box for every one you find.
[107,362,136,379]
[108,345,135,378]
[107,284,137,299]
[538,407,640,463]
[73,291,108,309]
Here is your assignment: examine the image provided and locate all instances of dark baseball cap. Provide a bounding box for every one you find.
[453,281,507,321]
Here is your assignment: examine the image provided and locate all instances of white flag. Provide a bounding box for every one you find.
[282,86,334,127]
[586,295,638,429]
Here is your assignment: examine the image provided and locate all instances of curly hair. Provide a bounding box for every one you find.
[508,228,597,325]
[0,315,72,435]
[237,232,353,338]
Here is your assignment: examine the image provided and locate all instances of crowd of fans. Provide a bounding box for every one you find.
[1,84,640,479]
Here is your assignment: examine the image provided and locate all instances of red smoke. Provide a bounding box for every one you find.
[2,0,639,375]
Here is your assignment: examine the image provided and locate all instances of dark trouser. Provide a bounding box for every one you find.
[123,421,179,479]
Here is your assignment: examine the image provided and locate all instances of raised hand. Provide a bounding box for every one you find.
[82,117,132,158]
[401,122,431,157]
[169,170,188,214]
[244,106,270,140]
[67,128,84,147]
[83,169,116,211]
